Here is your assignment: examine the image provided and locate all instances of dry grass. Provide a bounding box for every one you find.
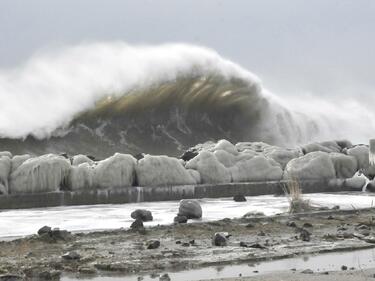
[282,178,311,213]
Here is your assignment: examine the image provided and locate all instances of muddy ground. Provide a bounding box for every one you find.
[2,208,375,280]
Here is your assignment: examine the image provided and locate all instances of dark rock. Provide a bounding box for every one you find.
[37,225,51,236]
[366,181,375,192]
[178,199,202,219]
[245,223,255,228]
[0,275,24,281]
[39,228,71,242]
[248,243,266,249]
[159,273,171,281]
[131,209,153,222]
[299,228,311,242]
[327,215,335,220]
[287,221,297,227]
[233,195,247,202]
[301,269,314,274]
[174,215,188,224]
[180,150,198,162]
[181,242,190,247]
[239,241,248,247]
[303,222,313,228]
[134,153,145,160]
[78,267,97,274]
[175,240,181,244]
[332,205,340,210]
[62,251,81,260]
[147,240,160,249]
[189,239,195,245]
[341,265,348,271]
[212,232,228,246]
[130,218,144,230]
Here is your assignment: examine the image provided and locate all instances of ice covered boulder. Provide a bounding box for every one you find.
[302,141,341,154]
[11,154,31,172]
[186,151,231,184]
[93,153,136,189]
[344,172,369,191]
[264,147,302,169]
[136,155,198,186]
[0,151,12,158]
[284,151,336,180]
[346,145,369,171]
[0,156,11,195]
[230,156,283,182]
[9,154,71,194]
[69,163,94,190]
[214,139,239,155]
[72,154,94,166]
[178,199,202,219]
[329,153,358,179]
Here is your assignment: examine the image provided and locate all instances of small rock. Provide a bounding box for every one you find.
[78,267,97,274]
[181,242,190,247]
[159,274,171,281]
[301,269,314,274]
[130,218,144,230]
[174,215,188,224]
[332,205,340,210]
[147,240,160,249]
[327,215,335,220]
[303,222,313,228]
[248,243,266,249]
[341,265,348,271]
[175,241,181,244]
[233,195,247,202]
[299,228,311,242]
[287,221,297,227]
[178,199,202,219]
[131,209,153,222]
[212,232,228,246]
[37,225,51,236]
[239,241,248,247]
[189,239,195,245]
[245,223,255,228]
[62,251,81,260]
[258,231,266,236]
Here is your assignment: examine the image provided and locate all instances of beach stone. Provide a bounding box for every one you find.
[62,251,81,260]
[174,215,188,224]
[131,209,153,222]
[299,228,311,242]
[212,232,228,246]
[130,218,144,230]
[178,199,202,219]
[301,269,314,274]
[147,240,160,249]
[233,195,246,202]
[159,273,171,281]
[37,225,51,236]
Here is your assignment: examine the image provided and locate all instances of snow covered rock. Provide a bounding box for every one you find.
[136,155,198,186]
[9,154,71,194]
[93,153,136,189]
[346,145,370,172]
[264,147,302,169]
[329,153,358,179]
[72,154,94,166]
[178,199,202,219]
[302,141,342,154]
[0,151,12,158]
[186,151,231,184]
[344,172,369,191]
[230,156,283,182]
[284,151,336,180]
[0,156,11,195]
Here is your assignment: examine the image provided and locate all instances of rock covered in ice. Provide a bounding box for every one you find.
[9,154,71,194]
[366,180,375,192]
[344,171,369,191]
[11,154,31,172]
[186,151,231,184]
[263,147,302,169]
[346,145,370,172]
[0,156,11,195]
[0,151,12,158]
[229,156,283,182]
[136,155,199,186]
[284,151,336,180]
[69,163,94,190]
[72,154,94,166]
[329,153,358,178]
[93,153,136,189]
[301,141,342,154]
[178,199,202,219]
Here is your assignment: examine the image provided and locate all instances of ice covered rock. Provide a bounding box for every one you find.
[11,154,31,172]
[72,154,94,166]
[264,147,302,169]
[366,180,375,192]
[69,163,94,190]
[329,153,358,179]
[213,139,239,155]
[284,151,336,180]
[302,141,342,154]
[93,153,136,189]
[9,154,71,194]
[0,151,12,158]
[178,199,202,219]
[136,155,198,186]
[0,156,11,195]
[230,156,283,182]
[344,171,369,191]
[346,145,370,171]
[186,151,231,184]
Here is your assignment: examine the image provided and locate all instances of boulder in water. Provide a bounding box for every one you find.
[178,199,202,219]
[136,155,198,186]
[131,209,153,222]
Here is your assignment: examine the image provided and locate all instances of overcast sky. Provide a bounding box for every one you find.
[0,0,374,98]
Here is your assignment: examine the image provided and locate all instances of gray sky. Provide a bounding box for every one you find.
[0,0,374,98]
